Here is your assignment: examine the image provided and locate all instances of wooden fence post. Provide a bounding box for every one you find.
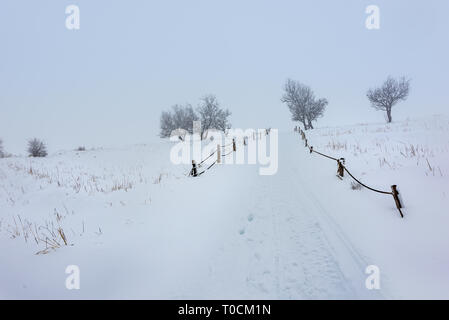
[391,185,404,218]
[337,158,345,178]
[217,145,221,163]
[233,139,236,152]
[191,160,198,177]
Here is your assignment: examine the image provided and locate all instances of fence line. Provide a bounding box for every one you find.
[342,167,391,195]
[294,126,404,218]
[188,137,243,177]
[198,150,217,166]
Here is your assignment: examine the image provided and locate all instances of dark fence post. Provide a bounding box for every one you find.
[191,160,198,177]
[337,158,345,178]
[391,185,404,218]
[232,138,236,152]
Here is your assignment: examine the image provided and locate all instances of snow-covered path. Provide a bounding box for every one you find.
[3,120,449,299]
[206,133,383,299]
[1,132,382,299]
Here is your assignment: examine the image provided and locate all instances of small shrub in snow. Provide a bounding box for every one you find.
[76,146,86,151]
[27,138,48,157]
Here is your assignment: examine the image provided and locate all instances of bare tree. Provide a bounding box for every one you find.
[197,95,231,139]
[160,110,175,138]
[281,79,327,130]
[160,104,199,139]
[172,104,198,134]
[306,98,328,129]
[367,76,410,123]
[27,138,48,157]
[281,79,313,129]
[0,139,4,158]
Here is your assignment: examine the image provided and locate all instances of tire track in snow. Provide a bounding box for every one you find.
[241,154,356,298]
[294,144,390,299]
[266,168,355,299]
[240,133,393,299]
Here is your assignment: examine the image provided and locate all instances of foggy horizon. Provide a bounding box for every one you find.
[1,0,448,154]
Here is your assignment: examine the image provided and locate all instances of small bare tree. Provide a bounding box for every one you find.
[27,138,48,157]
[281,79,328,130]
[197,95,231,139]
[160,104,199,139]
[367,76,410,123]
[281,79,313,130]
[160,110,175,138]
[172,104,198,134]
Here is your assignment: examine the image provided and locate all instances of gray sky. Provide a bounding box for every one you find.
[1,0,448,154]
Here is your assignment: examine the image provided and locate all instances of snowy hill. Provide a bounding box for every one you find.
[1,115,448,299]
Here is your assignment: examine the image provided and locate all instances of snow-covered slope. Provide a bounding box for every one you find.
[1,116,448,299]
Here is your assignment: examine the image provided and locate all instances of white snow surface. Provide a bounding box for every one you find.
[1,115,448,299]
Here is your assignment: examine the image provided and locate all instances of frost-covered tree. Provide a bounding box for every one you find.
[281,79,327,130]
[160,104,199,138]
[160,110,175,138]
[172,104,198,134]
[197,95,231,139]
[0,139,4,158]
[27,138,48,157]
[306,98,328,130]
[367,76,410,123]
[281,79,313,130]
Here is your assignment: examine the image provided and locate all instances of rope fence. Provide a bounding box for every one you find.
[188,137,246,177]
[189,129,271,176]
[294,126,404,218]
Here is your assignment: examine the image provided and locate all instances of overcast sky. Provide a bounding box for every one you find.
[1,0,448,154]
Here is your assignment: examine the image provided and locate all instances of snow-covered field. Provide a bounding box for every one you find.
[1,115,448,299]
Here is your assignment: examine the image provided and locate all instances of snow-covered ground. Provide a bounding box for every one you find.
[1,115,448,299]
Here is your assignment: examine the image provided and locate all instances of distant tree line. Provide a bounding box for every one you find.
[282,75,410,129]
[0,138,49,158]
[1,76,411,159]
[160,94,231,140]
